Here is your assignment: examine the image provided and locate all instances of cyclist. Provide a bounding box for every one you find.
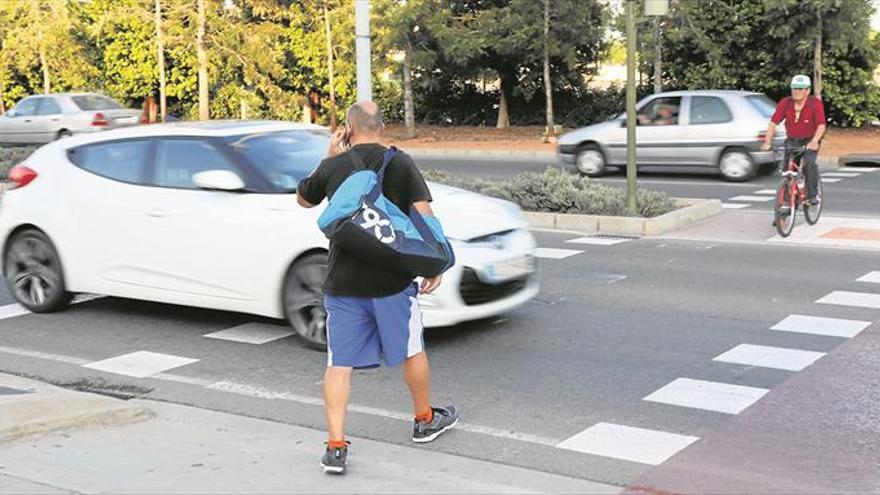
[761,74,826,206]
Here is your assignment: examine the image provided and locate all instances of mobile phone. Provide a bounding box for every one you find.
[341,125,352,150]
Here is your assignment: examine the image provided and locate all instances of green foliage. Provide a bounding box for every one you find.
[423,167,676,218]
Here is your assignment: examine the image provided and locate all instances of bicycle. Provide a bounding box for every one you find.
[773,145,823,237]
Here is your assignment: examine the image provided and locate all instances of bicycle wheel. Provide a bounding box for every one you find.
[804,179,823,225]
[774,177,797,237]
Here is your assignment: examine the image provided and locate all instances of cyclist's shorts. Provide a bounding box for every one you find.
[324,282,424,369]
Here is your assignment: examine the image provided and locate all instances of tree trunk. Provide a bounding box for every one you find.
[38,31,50,94]
[653,17,662,94]
[542,0,555,137]
[496,71,511,129]
[813,13,822,99]
[196,0,209,120]
[323,2,336,128]
[155,0,167,122]
[0,74,5,114]
[403,36,415,138]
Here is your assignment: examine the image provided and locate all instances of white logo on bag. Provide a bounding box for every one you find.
[359,203,396,244]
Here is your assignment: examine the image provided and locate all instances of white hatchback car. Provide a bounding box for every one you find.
[0,121,538,349]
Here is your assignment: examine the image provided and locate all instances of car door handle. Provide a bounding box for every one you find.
[146,208,169,217]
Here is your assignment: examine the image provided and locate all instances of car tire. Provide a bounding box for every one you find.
[719,149,756,182]
[3,229,73,313]
[575,144,606,177]
[56,129,72,140]
[282,252,329,351]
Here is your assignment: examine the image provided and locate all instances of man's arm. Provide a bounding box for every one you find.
[808,124,826,151]
[761,121,778,151]
[296,191,316,208]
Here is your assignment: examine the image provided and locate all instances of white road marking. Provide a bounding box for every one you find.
[713,344,825,371]
[566,237,630,245]
[203,323,295,345]
[754,189,776,195]
[556,422,698,466]
[0,345,90,365]
[82,351,199,378]
[643,378,769,415]
[816,290,880,310]
[838,167,878,172]
[728,195,775,202]
[821,178,841,183]
[822,172,860,178]
[0,294,105,321]
[856,271,880,284]
[722,203,751,209]
[771,314,872,338]
[533,247,584,259]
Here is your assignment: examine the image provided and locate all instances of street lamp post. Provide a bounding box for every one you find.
[355,0,372,101]
[625,0,638,212]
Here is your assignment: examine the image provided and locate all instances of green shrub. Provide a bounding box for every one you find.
[0,146,38,180]
[424,167,676,218]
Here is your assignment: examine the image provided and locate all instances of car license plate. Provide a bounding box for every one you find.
[484,256,534,283]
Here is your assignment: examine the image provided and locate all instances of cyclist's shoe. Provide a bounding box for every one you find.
[321,442,350,474]
[412,406,459,443]
[804,197,820,207]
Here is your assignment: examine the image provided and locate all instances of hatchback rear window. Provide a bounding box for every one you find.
[745,94,776,118]
[71,95,123,111]
[68,140,150,184]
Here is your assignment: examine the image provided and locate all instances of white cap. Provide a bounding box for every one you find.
[790,74,811,89]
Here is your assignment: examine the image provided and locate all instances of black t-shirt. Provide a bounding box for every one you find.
[297,143,433,297]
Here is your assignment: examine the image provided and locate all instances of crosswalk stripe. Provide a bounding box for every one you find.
[643,378,769,415]
[0,294,105,321]
[771,314,872,338]
[856,271,880,284]
[713,344,825,371]
[722,203,751,209]
[82,351,199,378]
[838,167,878,172]
[728,195,775,202]
[822,172,860,178]
[754,189,776,195]
[204,323,295,344]
[821,178,841,183]
[533,247,584,259]
[566,237,630,246]
[556,422,698,466]
[816,290,880,309]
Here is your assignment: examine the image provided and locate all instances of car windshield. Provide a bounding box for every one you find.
[745,94,776,118]
[72,95,123,111]
[227,130,330,191]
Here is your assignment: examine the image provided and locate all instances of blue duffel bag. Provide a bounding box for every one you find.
[317,147,455,278]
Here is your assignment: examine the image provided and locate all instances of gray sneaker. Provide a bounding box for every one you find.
[320,443,349,474]
[412,406,459,443]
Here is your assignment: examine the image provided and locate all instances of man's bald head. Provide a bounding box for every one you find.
[346,101,384,134]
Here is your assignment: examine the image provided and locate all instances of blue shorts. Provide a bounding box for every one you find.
[324,283,425,369]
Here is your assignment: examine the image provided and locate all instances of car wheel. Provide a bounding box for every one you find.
[719,149,756,181]
[575,144,606,177]
[4,229,72,313]
[282,253,328,351]
[56,129,72,140]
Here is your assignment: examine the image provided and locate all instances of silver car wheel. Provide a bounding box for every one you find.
[576,148,605,176]
[283,253,328,351]
[719,151,755,181]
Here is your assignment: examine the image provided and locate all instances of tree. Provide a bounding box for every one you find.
[197,0,209,119]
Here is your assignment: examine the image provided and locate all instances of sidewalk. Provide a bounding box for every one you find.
[0,373,619,494]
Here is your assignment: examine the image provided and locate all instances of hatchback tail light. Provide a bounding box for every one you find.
[91,112,109,127]
[7,165,38,190]
[757,131,767,141]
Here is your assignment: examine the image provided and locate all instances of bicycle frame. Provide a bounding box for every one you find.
[778,146,807,206]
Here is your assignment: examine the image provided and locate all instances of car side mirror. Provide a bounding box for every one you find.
[192,170,245,191]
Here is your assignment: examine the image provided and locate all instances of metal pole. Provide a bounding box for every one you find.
[625,0,637,211]
[355,0,372,101]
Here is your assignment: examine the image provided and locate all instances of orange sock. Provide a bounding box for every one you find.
[327,439,347,449]
[415,408,433,423]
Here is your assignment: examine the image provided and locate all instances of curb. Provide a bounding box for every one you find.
[0,374,154,443]
[405,148,556,160]
[522,198,722,237]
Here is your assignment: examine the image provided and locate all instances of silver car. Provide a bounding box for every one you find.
[0,93,143,146]
[557,90,786,181]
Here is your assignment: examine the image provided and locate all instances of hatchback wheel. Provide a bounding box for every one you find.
[719,149,756,181]
[283,253,328,351]
[56,130,72,140]
[4,230,72,312]
[575,144,606,177]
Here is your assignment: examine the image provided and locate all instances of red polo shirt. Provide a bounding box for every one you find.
[771,96,826,139]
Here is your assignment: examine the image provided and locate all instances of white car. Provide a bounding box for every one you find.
[0,121,538,349]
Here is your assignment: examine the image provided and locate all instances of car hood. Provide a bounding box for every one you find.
[427,182,528,241]
[558,120,622,146]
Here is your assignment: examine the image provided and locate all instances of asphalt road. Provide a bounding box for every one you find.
[415,154,880,218]
[1,230,878,487]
